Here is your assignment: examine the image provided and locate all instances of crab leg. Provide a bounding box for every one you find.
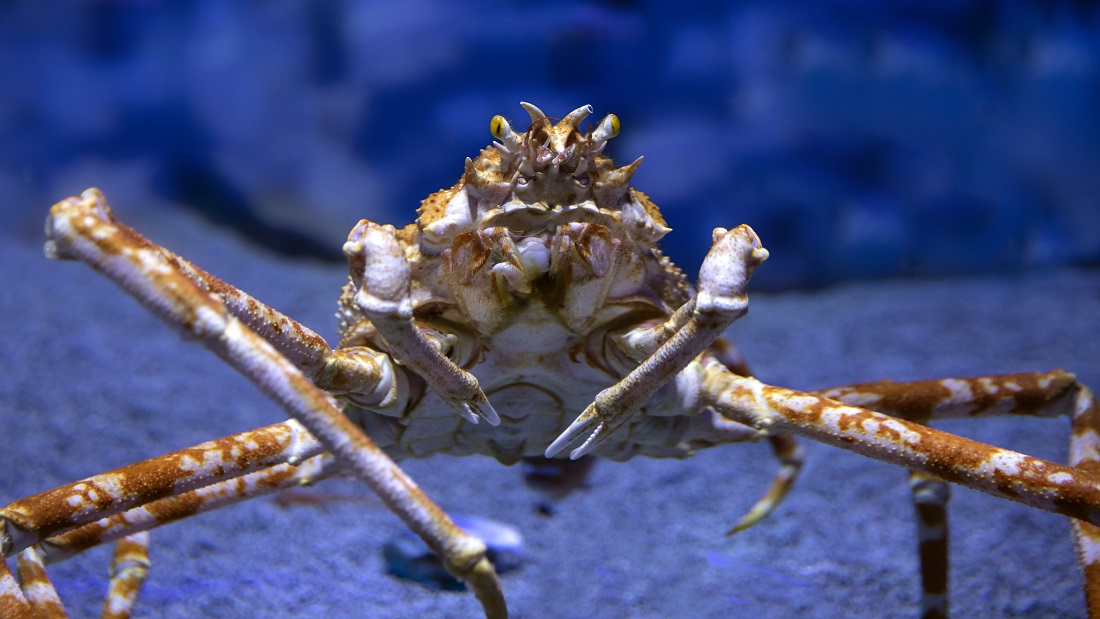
[37,453,338,565]
[39,190,507,619]
[704,370,1100,523]
[0,558,34,619]
[80,210,409,413]
[547,225,769,459]
[813,372,1085,423]
[184,275,409,412]
[9,533,151,619]
[707,372,1100,616]
[166,253,359,384]
[3,456,334,618]
[909,471,949,619]
[1073,402,1100,617]
[725,434,804,534]
[344,219,500,426]
[99,532,150,619]
[14,545,65,618]
[812,370,1100,617]
[1,420,323,557]
[688,340,808,537]
[682,364,1100,615]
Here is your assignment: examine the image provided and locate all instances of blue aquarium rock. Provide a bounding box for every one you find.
[382,514,525,591]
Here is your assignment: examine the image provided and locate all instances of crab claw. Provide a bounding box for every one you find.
[453,392,501,427]
[346,219,501,427]
[544,410,603,459]
[546,224,768,460]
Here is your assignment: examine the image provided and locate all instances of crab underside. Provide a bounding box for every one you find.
[3,103,1100,619]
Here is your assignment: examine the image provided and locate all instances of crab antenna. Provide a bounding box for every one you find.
[562,104,593,130]
[520,101,547,124]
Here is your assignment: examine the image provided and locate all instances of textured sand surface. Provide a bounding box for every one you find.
[2,202,1098,618]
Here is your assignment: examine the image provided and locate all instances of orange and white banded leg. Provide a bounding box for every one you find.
[7,532,151,619]
[1071,393,1100,618]
[100,532,151,619]
[2,430,333,617]
[3,455,334,617]
[0,556,34,619]
[35,453,337,565]
[909,471,949,619]
[704,369,1100,617]
[814,370,1100,617]
[15,545,65,618]
[173,249,413,413]
[42,189,506,618]
[1,421,323,557]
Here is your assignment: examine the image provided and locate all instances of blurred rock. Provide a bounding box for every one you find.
[382,514,525,591]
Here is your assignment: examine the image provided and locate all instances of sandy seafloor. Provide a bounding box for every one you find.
[2,200,1098,619]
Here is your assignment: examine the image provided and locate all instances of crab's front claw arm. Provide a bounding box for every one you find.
[344,220,499,425]
[547,225,768,459]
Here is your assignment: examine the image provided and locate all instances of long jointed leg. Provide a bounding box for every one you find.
[5,456,331,618]
[175,254,409,411]
[1,420,321,559]
[815,371,1100,617]
[703,341,808,538]
[15,546,65,618]
[39,190,507,618]
[100,533,150,619]
[36,453,337,565]
[546,225,770,459]
[706,371,1100,523]
[1068,382,1100,617]
[4,533,150,619]
[344,220,499,425]
[725,434,804,535]
[705,368,1100,617]
[813,371,1084,423]
[909,471,949,619]
[46,191,410,413]
[1,433,329,615]
[0,556,34,619]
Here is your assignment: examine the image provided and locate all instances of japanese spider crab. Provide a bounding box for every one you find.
[2,103,1099,618]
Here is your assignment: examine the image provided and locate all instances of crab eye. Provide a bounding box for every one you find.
[608,114,620,137]
[490,115,506,139]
